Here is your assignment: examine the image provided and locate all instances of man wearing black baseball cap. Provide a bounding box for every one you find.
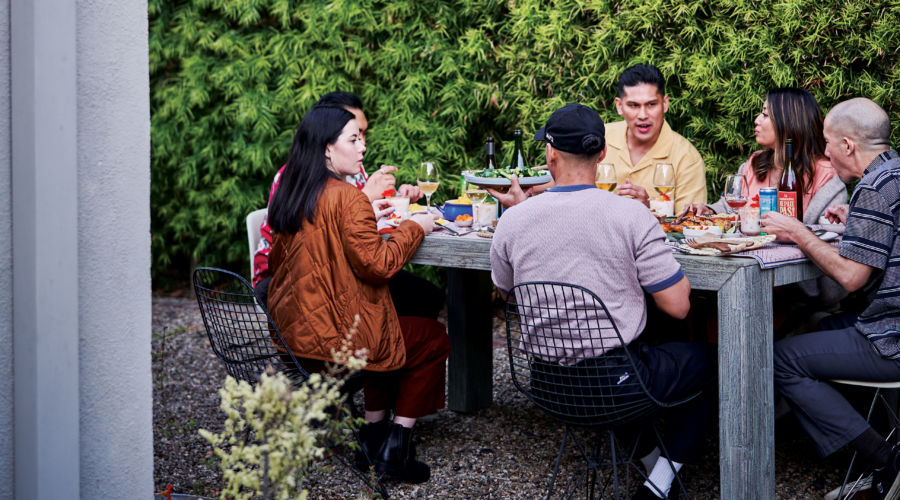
[486,103,606,206]
[490,103,717,500]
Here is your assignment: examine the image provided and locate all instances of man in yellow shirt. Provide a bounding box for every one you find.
[606,64,707,214]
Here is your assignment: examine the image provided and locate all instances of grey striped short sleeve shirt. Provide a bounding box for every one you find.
[840,150,900,359]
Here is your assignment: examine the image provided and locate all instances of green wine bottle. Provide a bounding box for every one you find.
[509,129,527,170]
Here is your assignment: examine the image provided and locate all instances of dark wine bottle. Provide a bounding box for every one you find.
[508,129,527,169]
[778,139,803,220]
[485,137,498,170]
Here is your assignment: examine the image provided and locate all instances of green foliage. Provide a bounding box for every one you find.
[150,0,900,277]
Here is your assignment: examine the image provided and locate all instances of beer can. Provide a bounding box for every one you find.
[759,188,777,216]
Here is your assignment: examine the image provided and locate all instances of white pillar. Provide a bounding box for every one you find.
[10,0,152,497]
[12,0,80,496]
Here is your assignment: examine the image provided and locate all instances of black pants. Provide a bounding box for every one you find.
[774,313,900,457]
[255,269,445,319]
[532,341,717,464]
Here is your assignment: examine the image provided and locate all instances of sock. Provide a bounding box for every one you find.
[640,447,661,475]
[643,456,683,498]
[850,427,892,469]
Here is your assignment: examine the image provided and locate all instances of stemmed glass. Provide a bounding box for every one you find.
[653,163,675,198]
[723,174,749,230]
[594,163,617,192]
[465,188,488,230]
[417,162,440,209]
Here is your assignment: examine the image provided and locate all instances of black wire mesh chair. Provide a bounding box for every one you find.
[192,266,387,498]
[504,281,699,500]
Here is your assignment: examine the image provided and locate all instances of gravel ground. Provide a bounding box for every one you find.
[153,294,856,499]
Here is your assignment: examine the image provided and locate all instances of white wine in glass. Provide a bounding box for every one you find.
[595,163,617,192]
[417,162,440,208]
[653,163,675,197]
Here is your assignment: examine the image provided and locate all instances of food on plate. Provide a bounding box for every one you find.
[455,213,474,227]
[471,166,544,178]
[660,211,737,233]
[448,194,472,205]
[384,212,404,227]
[408,202,425,212]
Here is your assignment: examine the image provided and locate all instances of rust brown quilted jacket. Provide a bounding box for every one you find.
[268,178,424,372]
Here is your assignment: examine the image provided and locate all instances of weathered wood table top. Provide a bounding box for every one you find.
[410,232,822,499]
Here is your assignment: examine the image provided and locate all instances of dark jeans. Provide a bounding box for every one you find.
[255,269,445,319]
[532,341,717,464]
[774,314,900,457]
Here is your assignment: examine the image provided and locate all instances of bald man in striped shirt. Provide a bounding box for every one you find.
[763,98,900,500]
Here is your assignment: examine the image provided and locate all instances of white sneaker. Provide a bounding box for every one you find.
[824,474,872,500]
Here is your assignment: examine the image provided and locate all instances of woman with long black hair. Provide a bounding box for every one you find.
[267,105,449,483]
[689,87,847,223]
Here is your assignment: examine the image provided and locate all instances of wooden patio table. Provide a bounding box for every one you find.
[407,231,823,499]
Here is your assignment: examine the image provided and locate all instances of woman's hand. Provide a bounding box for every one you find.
[679,203,714,217]
[824,204,850,224]
[409,212,438,235]
[616,179,650,207]
[398,184,423,201]
[362,165,398,202]
[372,199,394,220]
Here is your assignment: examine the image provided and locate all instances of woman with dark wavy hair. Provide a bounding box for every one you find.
[267,105,449,484]
[689,87,847,224]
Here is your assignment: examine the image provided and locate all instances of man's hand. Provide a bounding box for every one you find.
[398,184,423,201]
[372,199,395,220]
[361,165,398,202]
[616,179,650,207]
[486,175,533,208]
[679,203,714,216]
[824,204,850,224]
[761,211,806,242]
[764,208,874,293]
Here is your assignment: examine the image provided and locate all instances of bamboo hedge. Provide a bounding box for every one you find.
[150,0,900,279]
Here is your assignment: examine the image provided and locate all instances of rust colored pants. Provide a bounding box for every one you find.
[363,316,450,418]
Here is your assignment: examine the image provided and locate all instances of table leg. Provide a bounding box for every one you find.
[446,268,493,412]
[717,266,775,499]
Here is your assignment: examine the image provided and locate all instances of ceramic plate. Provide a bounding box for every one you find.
[819,231,839,242]
[464,172,553,187]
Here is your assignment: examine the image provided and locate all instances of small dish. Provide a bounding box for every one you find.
[819,231,839,242]
[455,219,473,227]
[683,226,723,239]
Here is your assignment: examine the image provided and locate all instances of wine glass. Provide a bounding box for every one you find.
[594,163,617,192]
[417,162,440,209]
[465,188,488,230]
[723,174,749,230]
[653,163,675,198]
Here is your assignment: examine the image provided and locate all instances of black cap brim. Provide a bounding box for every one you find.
[533,127,546,141]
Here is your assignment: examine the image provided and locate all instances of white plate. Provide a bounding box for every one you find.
[683,226,723,238]
[464,172,553,187]
[819,231,839,242]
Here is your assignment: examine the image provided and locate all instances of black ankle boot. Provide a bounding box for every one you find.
[374,423,430,483]
[354,419,390,471]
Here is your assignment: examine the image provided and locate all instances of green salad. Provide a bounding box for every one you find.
[471,166,545,178]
